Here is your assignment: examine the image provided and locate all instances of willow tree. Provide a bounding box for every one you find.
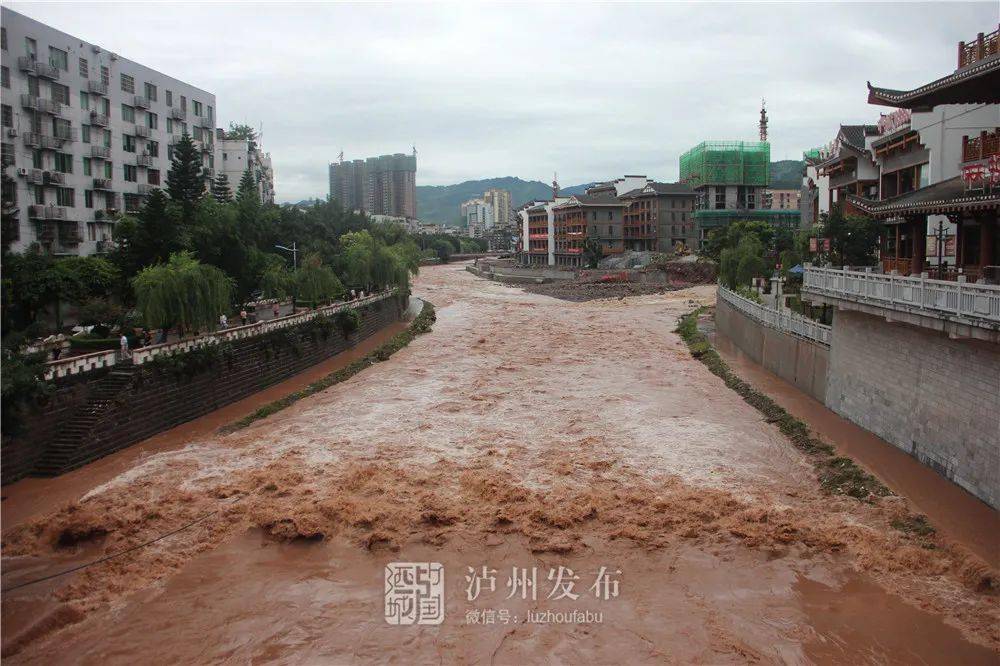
[132,251,233,333]
[295,253,344,306]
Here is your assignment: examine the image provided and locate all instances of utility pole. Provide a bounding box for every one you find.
[275,241,298,270]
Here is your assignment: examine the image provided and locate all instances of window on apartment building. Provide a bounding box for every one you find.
[1,105,11,128]
[192,100,203,117]
[180,95,186,111]
[606,211,612,220]
[167,146,174,161]
[147,112,158,129]
[85,190,94,208]
[123,134,136,153]
[51,83,70,105]
[608,225,613,235]
[48,47,68,71]
[165,90,172,107]
[100,65,109,85]
[144,82,157,101]
[207,105,213,122]
[714,189,725,209]
[83,157,92,176]
[1,27,6,51]
[81,124,90,143]
[34,185,45,205]
[32,149,43,169]
[54,152,72,173]
[25,38,37,60]
[1,66,8,89]
[121,73,134,93]
[79,57,88,78]
[80,91,89,110]
[148,169,160,186]
[148,140,159,157]
[192,125,202,141]
[27,76,39,96]
[166,118,173,134]
[180,121,187,134]
[124,164,137,182]
[52,117,71,139]
[104,161,112,178]
[56,187,74,207]
[121,104,135,123]
[100,97,110,116]
[102,128,111,148]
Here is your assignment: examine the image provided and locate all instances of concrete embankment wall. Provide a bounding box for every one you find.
[715,296,829,403]
[826,310,1000,508]
[2,296,405,484]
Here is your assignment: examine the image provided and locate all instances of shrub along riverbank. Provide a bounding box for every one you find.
[220,300,436,433]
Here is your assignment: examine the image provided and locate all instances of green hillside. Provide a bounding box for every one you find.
[770,160,804,189]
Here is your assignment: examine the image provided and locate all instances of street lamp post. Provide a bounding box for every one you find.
[275,242,298,270]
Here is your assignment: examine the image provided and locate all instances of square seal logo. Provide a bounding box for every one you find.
[384,562,445,625]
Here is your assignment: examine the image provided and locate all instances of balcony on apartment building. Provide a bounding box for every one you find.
[137,183,157,195]
[136,154,155,167]
[958,26,1000,69]
[170,107,187,120]
[91,145,111,159]
[93,177,113,190]
[23,132,65,150]
[43,170,66,185]
[17,56,59,80]
[87,80,108,96]
[133,95,150,110]
[53,125,78,142]
[89,111,110,127]
[198,115,214,128]
[134,124,151,138]
[28,205,68,221]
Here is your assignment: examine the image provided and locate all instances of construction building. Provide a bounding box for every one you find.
[328,150,417,219]
[679,139,799,248]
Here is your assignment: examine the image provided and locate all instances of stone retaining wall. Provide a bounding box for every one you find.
[1,295,405,484]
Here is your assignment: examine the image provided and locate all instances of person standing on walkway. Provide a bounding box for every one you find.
[219,313,228,329]
[120,333,130,359]
[240,309,248,326]
[273,303,280,319]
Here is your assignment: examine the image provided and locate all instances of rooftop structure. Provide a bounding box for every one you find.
[679,141,770,188]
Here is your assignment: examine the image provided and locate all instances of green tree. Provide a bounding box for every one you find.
[237,168,257,201]
[720,235,767,289]
[165,133,204,223]
[132,251,233,333]
[295,253,344,306]
[583,237,602,268]
[225,123,258,153]
[110,189,186,283]
[2,170,19,254]
[211,173,233,203]
[1,341,52,435]
[823,204,880,267]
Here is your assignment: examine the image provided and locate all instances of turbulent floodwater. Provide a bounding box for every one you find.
[2,264,997,664]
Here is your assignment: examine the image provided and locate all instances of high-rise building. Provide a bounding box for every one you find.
[461,198,493,238]
[1,7,217,256]
[482,188,511,232]
[328,151,416,218]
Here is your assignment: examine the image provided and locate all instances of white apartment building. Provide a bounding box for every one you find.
[1,7,217,256]
[214,130,275,204]
[462,198,493,238]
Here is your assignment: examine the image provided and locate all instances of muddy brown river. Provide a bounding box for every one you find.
[2,264,997,664]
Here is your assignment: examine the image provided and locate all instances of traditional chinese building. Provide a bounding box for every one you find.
[619,182,698,252]
[815,125,880,214]
[849,24,1000,281]
[552,193,627,267]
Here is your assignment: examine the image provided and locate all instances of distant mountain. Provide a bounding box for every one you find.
[416,177,591,226]
[770,160,804,190]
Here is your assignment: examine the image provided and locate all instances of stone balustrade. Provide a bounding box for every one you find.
[717,285,832,346]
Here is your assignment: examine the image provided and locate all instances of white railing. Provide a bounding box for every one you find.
[802,266,1000,328]
[43,291,396,380]
[718,285,832,347]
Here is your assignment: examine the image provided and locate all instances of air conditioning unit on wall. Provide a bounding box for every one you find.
[7,128,18,137]
[17,167,28,176]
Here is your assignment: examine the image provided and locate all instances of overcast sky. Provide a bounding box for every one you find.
[8,1,998,201]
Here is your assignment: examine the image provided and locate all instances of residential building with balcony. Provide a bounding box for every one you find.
[214,128,275,204]
[1,7,217,256]
[461,198,493,238]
